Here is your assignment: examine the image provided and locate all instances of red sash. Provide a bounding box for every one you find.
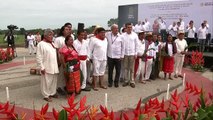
[78,55,87,61]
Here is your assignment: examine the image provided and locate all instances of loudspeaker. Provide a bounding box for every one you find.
[78,23,84,32]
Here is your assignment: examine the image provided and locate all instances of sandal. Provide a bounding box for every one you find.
[169,77,174,80]
[92,87,99,91]
[43,97,52,102]
[139,80,146,84]
[100,85,107,89]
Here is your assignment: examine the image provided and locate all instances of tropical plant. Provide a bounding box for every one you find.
[190,50,204,71]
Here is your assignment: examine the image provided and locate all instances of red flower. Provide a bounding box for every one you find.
[52,108,58,120]
[183,94,189,107]
[209,92,213,100]
[171,89,179,102]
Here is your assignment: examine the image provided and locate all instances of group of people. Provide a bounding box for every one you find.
[36,22,190,102]
[25,32,41,55]
[132,17,210,52]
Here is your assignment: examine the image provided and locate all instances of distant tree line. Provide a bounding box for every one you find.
[0,18,118,35]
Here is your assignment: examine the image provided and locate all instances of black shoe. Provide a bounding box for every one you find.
[81,87,91,91]
[108,83,113,87]
[114,83,119,88]
[130,83,135,88]
[122,82,129,87]
[120,78,124,83]
[57,87,66,95]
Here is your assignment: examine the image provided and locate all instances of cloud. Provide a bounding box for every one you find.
[0,0,176,30]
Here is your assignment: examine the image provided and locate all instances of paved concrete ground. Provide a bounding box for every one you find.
[0,48,211,112]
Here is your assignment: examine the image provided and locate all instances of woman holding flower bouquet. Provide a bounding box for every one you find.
[59,35,81,94]
[162,34,177,80]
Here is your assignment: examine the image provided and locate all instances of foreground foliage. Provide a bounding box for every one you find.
[0,82,212,120]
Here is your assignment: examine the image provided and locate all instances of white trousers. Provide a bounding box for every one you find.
[174,54,185,75]
[93,60,107,76]
[41,73,58,98]
[135,59,146,80]
[144,59,153,80]
[80,60,87,89]
[28,43,35,54]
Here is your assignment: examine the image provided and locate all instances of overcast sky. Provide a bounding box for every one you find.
[0,0,176,30]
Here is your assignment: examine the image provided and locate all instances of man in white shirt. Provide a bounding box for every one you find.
[174,31,188,78]
[150,34,160,80]
[144,18,151,32]
[73,30,91,91]
[134,21,142,33]
[27,32,36,55]
[89,27,108,90]
[186,20,196,47]
[203,20,209,33]
[106,24,124,88]
[168,22,177,40]
[54,25,70,95]
[135,30,148,84]
[179,18,185,31]
[35,32,41,46]
[144,32,156,81]
[122,23,138,88]
[176,22,184,33]
[158,17,167,42]
[198,23,208,52]
[36,29,59,102]
[64,22,75,40]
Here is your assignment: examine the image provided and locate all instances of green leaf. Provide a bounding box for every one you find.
[139,114,146,120]
[183,108,189,120]
[150,117,157,120]
[58,109,68,120]
[162,117,172,120]
[197,108,209,120]
[200,91,206,109]
[177,112,181,120]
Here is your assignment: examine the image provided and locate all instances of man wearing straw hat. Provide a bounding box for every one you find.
[134,30,149,84]
[144,32,156,81]
[174,30,188,78]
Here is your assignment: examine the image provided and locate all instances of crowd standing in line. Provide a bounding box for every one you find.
[35,17,210,102]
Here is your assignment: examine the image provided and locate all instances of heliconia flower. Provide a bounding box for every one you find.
[88,105,98,120]
[153,98,160,107]
[100,105,109,117]
[78,96,88,112]
[148,98,153,107]
[185,82,190,91]
[67,94,78,110]
[189,84,194,93]
[155,113,161,120]
[183,94,189,108]
[52,108,58,120]
[123,113,129,120]
[110,110,114,120]
[40,103,49,115]
[209,92,213,100]
[133,98,142,117]
[193,86,201,95]
[170,110,176,119]
[171,89,179,102]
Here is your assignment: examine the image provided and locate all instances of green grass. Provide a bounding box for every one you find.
[0,35,25,47]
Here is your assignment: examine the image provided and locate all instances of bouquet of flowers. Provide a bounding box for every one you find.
[66,59,80,72]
